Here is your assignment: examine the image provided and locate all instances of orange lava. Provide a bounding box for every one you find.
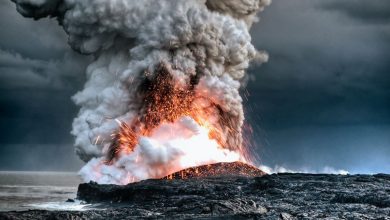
[106,63,249,167]
[162,162,266,180]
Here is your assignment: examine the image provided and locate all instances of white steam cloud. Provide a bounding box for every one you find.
[12,0,270,184]
[80,116,241,184]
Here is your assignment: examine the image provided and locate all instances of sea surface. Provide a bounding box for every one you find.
[0,171,93,212]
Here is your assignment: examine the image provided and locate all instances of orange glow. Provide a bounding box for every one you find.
[105,63,250,178]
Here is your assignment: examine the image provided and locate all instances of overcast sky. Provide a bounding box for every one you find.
[0,0,389,173]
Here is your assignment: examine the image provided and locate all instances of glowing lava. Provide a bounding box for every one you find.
[79,116,244,185]
[106,64,245,162]
[163,161,266,180]
[79,64,249,185]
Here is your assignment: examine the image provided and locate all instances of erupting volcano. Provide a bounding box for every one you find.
[105,63,245,164]
[12,0,271,184]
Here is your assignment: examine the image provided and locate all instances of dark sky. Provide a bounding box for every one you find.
[0,0,389,173]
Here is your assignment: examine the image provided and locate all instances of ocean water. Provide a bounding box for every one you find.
[0,171,92,212]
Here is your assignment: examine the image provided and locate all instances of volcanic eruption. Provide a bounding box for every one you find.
[12,0,270,184]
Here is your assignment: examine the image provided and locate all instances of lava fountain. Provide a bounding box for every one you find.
[12,0,271,184]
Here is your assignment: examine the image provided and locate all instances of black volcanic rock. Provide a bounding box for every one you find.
[1,164,390,219]
[76,162,265,204]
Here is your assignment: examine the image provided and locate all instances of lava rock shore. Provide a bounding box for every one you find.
[1,162,390,219]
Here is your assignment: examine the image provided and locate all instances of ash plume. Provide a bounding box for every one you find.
[12,0,270,184]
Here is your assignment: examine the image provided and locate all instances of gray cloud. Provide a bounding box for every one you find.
[243,0,390,172]
[0,1,90,91]
[0,1,67,60]
[0,49,89,89]
[320,0,390,24]
[0,1,90,171]
[248,0,390,127]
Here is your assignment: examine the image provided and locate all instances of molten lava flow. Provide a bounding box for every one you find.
[163,162,266,180]
[79,115,244,185]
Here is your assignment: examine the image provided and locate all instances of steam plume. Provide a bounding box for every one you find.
[12,0,270,184]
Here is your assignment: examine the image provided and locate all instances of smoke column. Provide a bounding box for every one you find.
[12,0,270,184]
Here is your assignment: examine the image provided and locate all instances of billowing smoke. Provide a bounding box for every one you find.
[12,0,270,184]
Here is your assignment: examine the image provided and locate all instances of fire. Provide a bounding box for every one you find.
[106,63,248,165]
[106,63,197,162]
[80,115,244,185]
[77,63,251,184]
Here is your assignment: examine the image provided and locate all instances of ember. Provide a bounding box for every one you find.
[106,63,246,164]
